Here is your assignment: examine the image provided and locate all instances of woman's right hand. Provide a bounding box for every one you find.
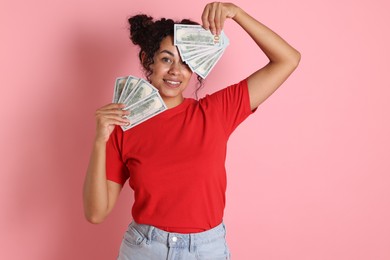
[94,103,130,143]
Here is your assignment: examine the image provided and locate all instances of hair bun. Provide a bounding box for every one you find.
[128,14,154,46]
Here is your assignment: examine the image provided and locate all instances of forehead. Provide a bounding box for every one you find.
[158,36,178,53]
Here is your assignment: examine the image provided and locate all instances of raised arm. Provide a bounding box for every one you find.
[202,2,301,110]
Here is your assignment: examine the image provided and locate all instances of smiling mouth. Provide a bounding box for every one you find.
[163,79,181,86]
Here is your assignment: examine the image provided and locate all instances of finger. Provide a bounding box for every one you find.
[96,107,130,116]
[96,115,129,125]
[98,115,130,126]
[96,104,124,116]
[207,3,217,35]
[100,118,130,126]
[106,115,130,123]
[97,112,130,121]
[96,114,130,129]
[215,3,223,35]
[201,4,211,30]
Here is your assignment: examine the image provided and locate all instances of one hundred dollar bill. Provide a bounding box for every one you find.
[113,75,168,130]
[118,76,139,104]
[195,48,225,79]
[121,93,167,131]
[123,78,158,108]
[179,45,213,53]
[112,76,128,103]
[174,24,229,79]
[179,45,216,62]
[174,24,225,47]
[178,45,214,58]
[186,49,220,71]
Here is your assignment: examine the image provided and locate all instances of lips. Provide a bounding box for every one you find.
[163,79,181,88]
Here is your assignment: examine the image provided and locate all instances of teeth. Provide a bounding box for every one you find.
[165,80,180,85]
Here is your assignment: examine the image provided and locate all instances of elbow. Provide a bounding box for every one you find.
[86,216,105,225]
[290,50,301,69]
[277,50,301,71]
[84,211,107,224]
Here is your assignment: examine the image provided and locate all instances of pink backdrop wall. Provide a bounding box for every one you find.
[1,0,389,259]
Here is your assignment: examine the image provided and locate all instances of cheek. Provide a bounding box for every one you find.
[153,63,170,75]
[183,70,193,81]
[149,65,161,79]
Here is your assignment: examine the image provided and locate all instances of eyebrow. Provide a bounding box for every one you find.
[159,50,175,56]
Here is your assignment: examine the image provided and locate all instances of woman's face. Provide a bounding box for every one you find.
[149,35,193,106]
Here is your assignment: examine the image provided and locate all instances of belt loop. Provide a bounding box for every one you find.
[146,225,154,245]
[189,234,195,253]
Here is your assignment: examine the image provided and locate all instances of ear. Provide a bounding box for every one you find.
[141,51,147,64]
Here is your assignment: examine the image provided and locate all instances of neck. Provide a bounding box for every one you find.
[163,96,184,109]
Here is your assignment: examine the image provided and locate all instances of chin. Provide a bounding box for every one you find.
[161,89,182,99]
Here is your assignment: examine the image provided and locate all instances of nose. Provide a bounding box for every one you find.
[168,62,182,75]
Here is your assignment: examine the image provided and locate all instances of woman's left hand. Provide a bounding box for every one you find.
[201,2,240,35]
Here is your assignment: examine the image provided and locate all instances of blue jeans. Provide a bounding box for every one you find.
[118,221,231,260]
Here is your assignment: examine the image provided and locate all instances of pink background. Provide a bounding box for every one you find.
[1,0,389,259]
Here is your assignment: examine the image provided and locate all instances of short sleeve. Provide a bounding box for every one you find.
[106,126,129,185]
[201,78,256,137]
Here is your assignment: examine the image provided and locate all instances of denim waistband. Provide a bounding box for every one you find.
[129,221,226,249]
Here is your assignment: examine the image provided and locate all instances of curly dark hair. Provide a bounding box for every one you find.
[128,14,204,99]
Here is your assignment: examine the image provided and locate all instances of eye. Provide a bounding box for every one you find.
[161,57,172,63]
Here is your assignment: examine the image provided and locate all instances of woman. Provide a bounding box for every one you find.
[83,2,300,259]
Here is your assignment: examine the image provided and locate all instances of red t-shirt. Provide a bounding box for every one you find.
[106,79,255,233]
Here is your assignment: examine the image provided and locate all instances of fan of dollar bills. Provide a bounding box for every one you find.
[112,76,167,131]
[174,24,229,79]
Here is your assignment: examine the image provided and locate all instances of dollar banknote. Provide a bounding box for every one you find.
[123,78,158,108]
[174,24,226,47]
[118,76,139,104]
[121,92,167,131]
[195,48,225,79]
[186,48,220,70]
[179,46,216,62]
[174,24,229,79]
[112,76,128,103]
[113,75,167,131]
